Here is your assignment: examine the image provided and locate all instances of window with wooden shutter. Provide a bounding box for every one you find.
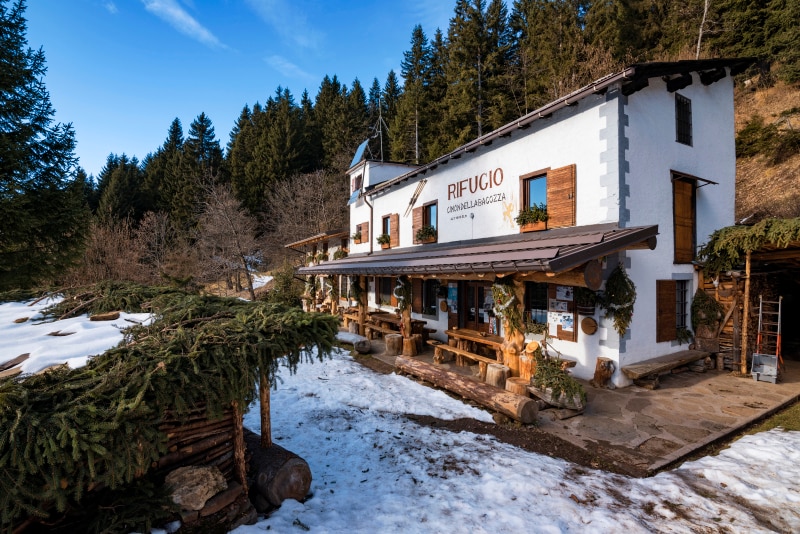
[390,213,400,247]
[547,284,577,342]
[656,279,677,342]
[411,278,423,313]
[359,221,369,244]
[673,176,695,263]
[547,164,576,228]
[412,206,423,244]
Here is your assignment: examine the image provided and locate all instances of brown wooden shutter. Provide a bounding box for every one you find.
[547,164,576,228]
[412,206,423,244]
[390,213,400,247]
[547,284,577,342]
[360,221,369,244]
[411,278,423,313]
[656,279,677,342]
[673,179,694,263]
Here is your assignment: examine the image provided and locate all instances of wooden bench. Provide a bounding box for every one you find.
[621,349,710,388]
[342,313,360,328]
[364,323,398,339]
[428,339,498,377]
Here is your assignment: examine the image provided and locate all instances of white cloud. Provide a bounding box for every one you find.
[406,0,453,33]
[265,54,314,82]
[141,0,226,49]
[244,0,323,50]
[103,1,119,15]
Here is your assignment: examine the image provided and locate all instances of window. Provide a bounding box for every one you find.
[352,174,363,193]
[376,277,394,307]
[657,279,691,342]
[422,280,438,315]
[522,174,547,211]
[673,174,696,263]
[382,215,391,237]
[675,93,692,146]
[355,221,369,244]
[413,202,438,243]
[340,238,348,250]
[519,165,576,229]
[423,202,437,230]
[524,282,548,325]
[676,280,689,330]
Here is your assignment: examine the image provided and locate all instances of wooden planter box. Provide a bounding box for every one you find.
[419,236,436,244]
[380,243,390,249]
[520,221,547,233]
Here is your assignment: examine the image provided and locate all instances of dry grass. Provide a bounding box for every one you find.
[734,81,800,221]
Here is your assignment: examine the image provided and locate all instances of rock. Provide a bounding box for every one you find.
[90,311,120,321]
[165,465,227,511]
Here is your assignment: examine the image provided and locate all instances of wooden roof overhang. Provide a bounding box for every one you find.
[749,240,800,272]
[298,223,658,279]
[285,230,348,251]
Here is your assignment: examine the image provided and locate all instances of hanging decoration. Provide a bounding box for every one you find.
[348,276,362,302]
[597,264,636,336]
[492,279,522,334]
[393,276,412,312]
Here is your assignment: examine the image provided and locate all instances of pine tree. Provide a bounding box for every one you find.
[142,118,183,214]
[0,0,89,289]
[97,154,146,222]
[391,25,431,163]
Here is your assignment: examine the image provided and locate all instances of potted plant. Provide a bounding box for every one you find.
[574,287,597,315]
[352,231,362,244]
[316,252,329,263]
[416,224,437,243]
[333,249,348,260]
[376,233,391,249]
[515,203,548,232]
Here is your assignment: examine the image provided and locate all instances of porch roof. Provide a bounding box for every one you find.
[285,230,348,251]
[298,223,658,277]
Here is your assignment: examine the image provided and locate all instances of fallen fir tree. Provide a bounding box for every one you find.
[0,282,338,532]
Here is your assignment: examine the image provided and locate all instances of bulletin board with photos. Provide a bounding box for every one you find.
[547,284,577,342]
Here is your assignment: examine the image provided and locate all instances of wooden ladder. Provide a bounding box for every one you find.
[756,294,783,368]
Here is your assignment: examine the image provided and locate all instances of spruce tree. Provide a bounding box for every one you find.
[0,0,89,289]
[97,155,145,222]
[391,25,431,163]
[142,118,183,214]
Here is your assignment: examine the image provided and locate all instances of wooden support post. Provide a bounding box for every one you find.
[521,259,603,291]
[259,372,272,448]
[358,276,367,337]
[739,251,751,376]
[231,400,247,487]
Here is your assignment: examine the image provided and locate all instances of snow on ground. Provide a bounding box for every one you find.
[2,299,799,533]
[0,297,152,373]
[235,350,800,534]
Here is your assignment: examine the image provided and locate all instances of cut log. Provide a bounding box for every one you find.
[385,334,403,355]
[505,377,529,396]
[402,337,418,356]
[485,364,510,388]
[518,353,534,381]
[244,430,311,509]
[336,331,371,354]
[395,355,538,424]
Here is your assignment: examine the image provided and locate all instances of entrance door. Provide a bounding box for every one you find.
[462,281,495,333]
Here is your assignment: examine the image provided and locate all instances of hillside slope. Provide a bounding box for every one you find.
[735,81,800,221]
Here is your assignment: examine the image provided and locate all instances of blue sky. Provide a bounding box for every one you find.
[24,0,454,178]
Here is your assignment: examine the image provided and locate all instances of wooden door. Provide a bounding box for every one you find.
[462,281,494,333]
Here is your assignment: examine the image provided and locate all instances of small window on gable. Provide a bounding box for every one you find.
[676,93,692,146]
[352,174,363,193]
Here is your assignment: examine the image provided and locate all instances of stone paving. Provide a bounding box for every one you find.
[369,337,800,474]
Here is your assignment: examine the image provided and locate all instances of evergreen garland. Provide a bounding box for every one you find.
[698,217,800,276]
[393,276,412,312]
[690,288,725,332]
[0,283,338,531]
[491,279,522,334]
[597,264,636,337]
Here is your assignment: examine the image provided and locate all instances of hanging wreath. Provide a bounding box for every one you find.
[491,279,522,334]
[597,264,636,337]
[393,276,412,312]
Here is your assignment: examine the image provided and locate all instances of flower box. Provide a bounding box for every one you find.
[520,221,547,233]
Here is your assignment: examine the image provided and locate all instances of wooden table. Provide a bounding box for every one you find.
[371,313,427,334]
[445,328,504,360]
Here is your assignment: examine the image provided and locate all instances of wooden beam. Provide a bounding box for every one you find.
[522,260,602,290]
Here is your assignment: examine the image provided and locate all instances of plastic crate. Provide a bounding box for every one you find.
[752,353,778,384]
